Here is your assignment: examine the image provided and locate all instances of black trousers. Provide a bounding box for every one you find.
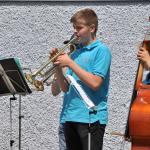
[64,121,106,150]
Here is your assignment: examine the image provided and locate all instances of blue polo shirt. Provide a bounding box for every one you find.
[60,39,111,124]
[143,72,150,84]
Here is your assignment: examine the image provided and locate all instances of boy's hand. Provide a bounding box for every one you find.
[49,48,59,59]
[49,48,62,72]
[54,53,73,67]
[137,47,149,62]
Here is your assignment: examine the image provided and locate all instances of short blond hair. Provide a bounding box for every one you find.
[70,8,98,35]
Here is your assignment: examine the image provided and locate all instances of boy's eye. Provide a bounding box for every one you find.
[76,27,81,30]
[75,27,83,30]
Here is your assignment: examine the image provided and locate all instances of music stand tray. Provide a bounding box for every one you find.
[0,58,32,96]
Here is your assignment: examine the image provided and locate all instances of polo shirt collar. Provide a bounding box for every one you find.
[81,39,100,50]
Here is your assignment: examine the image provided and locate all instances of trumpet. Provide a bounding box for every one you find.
[25,36,77,91]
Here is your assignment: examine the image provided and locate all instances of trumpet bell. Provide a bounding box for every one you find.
[25,73,44,91]
[33,80,44,91]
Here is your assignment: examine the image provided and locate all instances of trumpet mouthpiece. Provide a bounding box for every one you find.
[63,40,69,44]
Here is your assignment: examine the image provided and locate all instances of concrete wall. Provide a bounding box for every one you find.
[0,1,150,150]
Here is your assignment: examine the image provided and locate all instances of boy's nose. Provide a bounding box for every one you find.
[74,28,77,33]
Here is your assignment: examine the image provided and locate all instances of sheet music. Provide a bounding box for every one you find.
[67,75,96,110]
[0,64,16,95]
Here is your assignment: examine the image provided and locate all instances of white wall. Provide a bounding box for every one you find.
[0,1,150,150]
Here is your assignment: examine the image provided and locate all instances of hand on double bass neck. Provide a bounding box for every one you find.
[137,47,150,70]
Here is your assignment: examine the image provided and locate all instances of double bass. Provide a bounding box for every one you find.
[125,20,150,150]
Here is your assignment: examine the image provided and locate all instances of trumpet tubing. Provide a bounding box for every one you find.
[24,37,77,91]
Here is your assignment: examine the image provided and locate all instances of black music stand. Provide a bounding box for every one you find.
[0,58,32,150]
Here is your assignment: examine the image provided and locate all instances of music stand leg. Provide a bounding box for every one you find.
[19,95,24,150]
[10,95,16,150]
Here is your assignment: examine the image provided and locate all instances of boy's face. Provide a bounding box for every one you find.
[73,23,95,45]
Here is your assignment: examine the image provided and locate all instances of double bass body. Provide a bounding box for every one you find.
[128,38,150,149]
[129,88,150,150]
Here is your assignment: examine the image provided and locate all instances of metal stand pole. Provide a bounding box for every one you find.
[19,95,24,150]
[88,122,91,150]
[88,110,97,150]
[10,95,16,150]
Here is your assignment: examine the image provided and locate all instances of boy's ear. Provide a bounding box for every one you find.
[90,24,96,34]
